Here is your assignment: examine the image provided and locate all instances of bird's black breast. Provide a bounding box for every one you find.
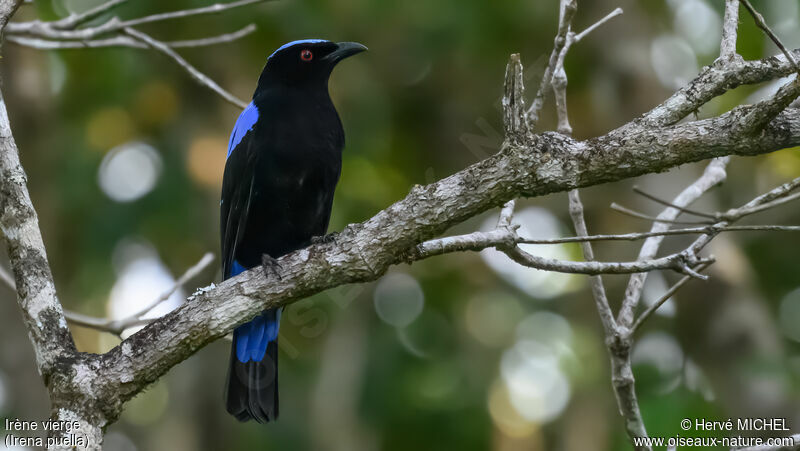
[220,88,343,275]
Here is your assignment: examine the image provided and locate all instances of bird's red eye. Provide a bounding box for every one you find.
[300,49,313,61]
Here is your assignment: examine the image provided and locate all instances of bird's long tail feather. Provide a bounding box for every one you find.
[225,310,280,422]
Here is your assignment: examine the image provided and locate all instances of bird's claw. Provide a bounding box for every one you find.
[311,231,339,245]
[262,254,283,280]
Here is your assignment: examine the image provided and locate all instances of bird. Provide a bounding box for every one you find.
[220,39,366,423]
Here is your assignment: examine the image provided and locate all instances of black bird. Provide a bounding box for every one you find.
[221,39,366,422]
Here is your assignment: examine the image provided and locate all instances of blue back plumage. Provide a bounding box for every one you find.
[228,102,259,159]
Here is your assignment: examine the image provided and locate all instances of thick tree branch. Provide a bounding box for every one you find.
[643,48,800,127]
[0,87,76,381]
[0,0,22,31]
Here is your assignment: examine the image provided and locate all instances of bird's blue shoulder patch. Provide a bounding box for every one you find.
[227,102,259,159]
[268,39,329,60]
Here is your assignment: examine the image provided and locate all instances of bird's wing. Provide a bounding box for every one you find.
[221,103,259,279]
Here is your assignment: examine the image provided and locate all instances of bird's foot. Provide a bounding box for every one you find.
[262,254,283,280]
[311,231,339,245]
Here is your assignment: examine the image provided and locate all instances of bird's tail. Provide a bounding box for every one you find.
[225,309,280,423]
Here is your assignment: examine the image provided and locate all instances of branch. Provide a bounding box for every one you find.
[617,157,730,328]
[6,0,266,39]
[0,83,76,381]
[5,1,262,109]
[573,8,623,43]
[546,3,647,446]
[517,225,800,244]
[730,190,800,217]
[50,0,127,31]
[720,0,741,62]
[525,0,577,128]
[412,223,716,276]
[643,49,800,127]
[123,27,247,109]
[630,261,712,334]
[64,253,215,336]
[741,0,800,72]
[632,186,718,220]
[682,176,800,260]
[0,0,23,30]
[611,202,714,225]
[6,24,256,50]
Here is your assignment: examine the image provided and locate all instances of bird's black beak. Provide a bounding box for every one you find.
[323,42,368,64]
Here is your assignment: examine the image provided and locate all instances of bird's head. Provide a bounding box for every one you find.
[258,39,367,88]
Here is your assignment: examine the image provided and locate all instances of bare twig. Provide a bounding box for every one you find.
[167,24,256,48]
[51,0,127,30]
[632,186,718,219]
[573,7,623,43]
[630,261,712,334]
[517,225,800,245]
[611,203,715,225]
[567,189,616,329]
[737,1,800,131]
[7,24,256,50]
[6,1,262,109]
[7,0,266,40]
[413,218,714,277]
[114,0,264,31]
[65,253,215,336]
[123,27,247,108]
[683,177,800,260]
[502,244,713,278]
[729,189,800,218]
[741,0,800,72]
[525,0,577,128]
[618,157,730,328]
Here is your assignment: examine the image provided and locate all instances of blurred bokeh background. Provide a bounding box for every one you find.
[1,0,800,450]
